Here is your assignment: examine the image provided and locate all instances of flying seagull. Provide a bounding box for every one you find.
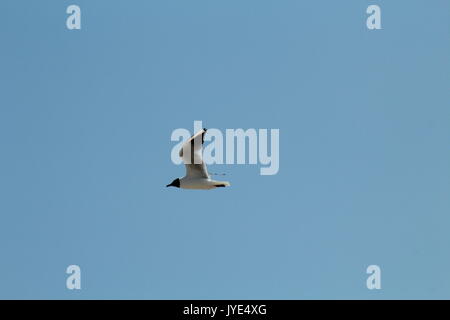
[166,128,231,190]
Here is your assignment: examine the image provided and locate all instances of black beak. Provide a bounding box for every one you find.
[166,178,180,188]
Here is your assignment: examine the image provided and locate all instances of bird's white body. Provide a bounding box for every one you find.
[167,128,231,190]
[180,177,230,190]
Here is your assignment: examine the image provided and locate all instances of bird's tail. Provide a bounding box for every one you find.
[214,181,230,187]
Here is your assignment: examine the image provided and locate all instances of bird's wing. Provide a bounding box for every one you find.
[179,128,209,179]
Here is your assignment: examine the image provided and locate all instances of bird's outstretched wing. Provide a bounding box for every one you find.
[179,128,209,179]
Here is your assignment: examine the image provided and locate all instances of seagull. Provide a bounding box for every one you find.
[166,128,231,190]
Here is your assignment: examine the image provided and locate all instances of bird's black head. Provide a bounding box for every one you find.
[166,178,180,188]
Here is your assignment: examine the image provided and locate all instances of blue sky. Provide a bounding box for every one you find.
[0,0,449,299]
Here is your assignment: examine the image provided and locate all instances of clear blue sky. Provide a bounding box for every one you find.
[0,0,449,299]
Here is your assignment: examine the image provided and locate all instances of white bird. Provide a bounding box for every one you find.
[166,128,231,190]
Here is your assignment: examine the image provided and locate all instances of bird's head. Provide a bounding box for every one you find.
[166,178,180,188]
